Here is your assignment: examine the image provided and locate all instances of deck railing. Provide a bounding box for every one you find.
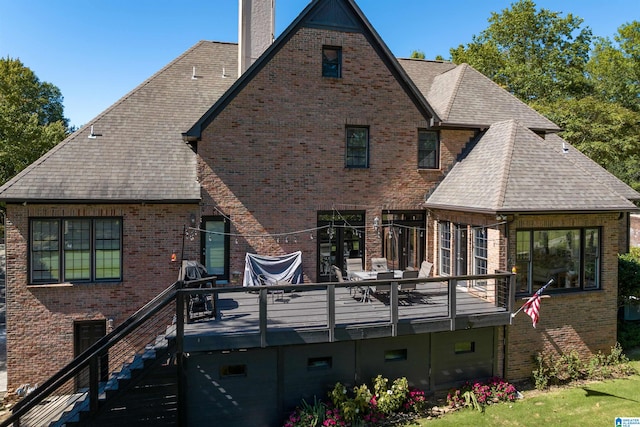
[175,272,516,351]
[2,271,514,427]
[2,283,178,427]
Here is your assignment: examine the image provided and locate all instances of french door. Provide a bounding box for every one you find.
[317,211,365,282]
[382,212,425,271]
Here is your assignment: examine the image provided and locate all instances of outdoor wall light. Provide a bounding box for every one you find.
[373,216,380,237]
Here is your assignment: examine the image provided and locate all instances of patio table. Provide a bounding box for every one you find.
[348,270,402,302]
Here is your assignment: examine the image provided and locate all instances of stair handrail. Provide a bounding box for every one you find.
[3,281,181,426]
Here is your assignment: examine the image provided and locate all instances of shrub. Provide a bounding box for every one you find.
[619,250,640,309]
[618,319,640,350]
[372,375,408,415]
[284,397,326,427]
[532,343,636,390]
[283,376,426,427]
[447,377,517,411]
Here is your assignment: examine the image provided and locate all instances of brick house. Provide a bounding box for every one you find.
[0,0,638,424]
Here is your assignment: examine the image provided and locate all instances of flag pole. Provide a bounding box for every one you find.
[511,278,554,318]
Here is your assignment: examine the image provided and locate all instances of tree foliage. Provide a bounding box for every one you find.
[447,0,640,190]
[588,21,640,112]
[533,96,640,190]
[0,57,69,185]
[450,0,592,103]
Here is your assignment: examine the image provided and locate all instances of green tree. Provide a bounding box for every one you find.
[410,50,425,59]
[450,0,592,103]
[0,57,69,185]
[534,97,640,190]
[588,21,640,112]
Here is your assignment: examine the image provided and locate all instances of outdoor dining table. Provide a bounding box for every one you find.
[348,270,403,302]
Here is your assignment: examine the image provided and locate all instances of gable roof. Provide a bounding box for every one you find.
[425,120,639,213]
[399,60,561,132]
[185,0,439,140]
[0,41,237,203]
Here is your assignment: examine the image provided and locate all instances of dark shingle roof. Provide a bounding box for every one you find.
[399,60,561,132]
[0,41,237,203]
[425,120,639,213]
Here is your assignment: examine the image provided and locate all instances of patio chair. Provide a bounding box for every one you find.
[418,261,433,278]
[400,269,419,301]
[374,271,395,296]
[345,258,364,276]
[371,257,388,272]
[331,265,345,282]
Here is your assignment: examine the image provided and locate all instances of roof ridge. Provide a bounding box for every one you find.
[495,120,518,211]
[442,63,468,122]
[462,66,560,132]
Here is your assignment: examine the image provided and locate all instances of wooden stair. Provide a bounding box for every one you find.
[51,328,178,427]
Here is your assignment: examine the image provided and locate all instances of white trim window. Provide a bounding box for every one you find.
[439,221,451,275]
[474,227,488,275]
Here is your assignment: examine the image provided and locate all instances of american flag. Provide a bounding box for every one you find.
[522,279,553,328]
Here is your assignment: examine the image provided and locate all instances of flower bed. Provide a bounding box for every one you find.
[446,377,518,411]
[283,375,428,427]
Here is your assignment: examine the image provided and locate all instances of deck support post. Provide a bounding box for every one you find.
[449,279,457,331]
[259,288,267,347]
[390,282,399,336]
[327,285,335,342]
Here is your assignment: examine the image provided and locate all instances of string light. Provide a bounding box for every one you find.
[188,205,428,242]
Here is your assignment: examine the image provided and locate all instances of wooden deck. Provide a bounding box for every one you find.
[179,275,514,352]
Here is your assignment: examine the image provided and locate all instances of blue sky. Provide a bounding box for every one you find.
[1,0,638,128]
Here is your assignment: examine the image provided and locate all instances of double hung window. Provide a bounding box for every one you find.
[474,227,488,275]
[418,130,439,169]
[30,218,122,284]
[322,46,342,78]
[439,221,451,275]
[345,126,369,168]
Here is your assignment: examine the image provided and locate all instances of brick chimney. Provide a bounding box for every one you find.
[238,0,275,76]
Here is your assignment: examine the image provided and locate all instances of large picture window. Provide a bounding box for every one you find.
[418,130,439,169]
[516,228,600,294]
[345,126,369,168]
[30,218,122,284]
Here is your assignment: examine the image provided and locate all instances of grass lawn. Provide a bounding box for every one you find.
[417,359,640,426]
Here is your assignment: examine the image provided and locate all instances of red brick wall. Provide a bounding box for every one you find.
[4,203,197,388]
[198,27,473,280]
[506,213,619,381]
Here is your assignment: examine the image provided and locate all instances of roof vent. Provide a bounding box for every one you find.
[88,125,102,139]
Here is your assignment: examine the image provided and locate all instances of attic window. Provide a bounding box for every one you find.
[322,46,342,78]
